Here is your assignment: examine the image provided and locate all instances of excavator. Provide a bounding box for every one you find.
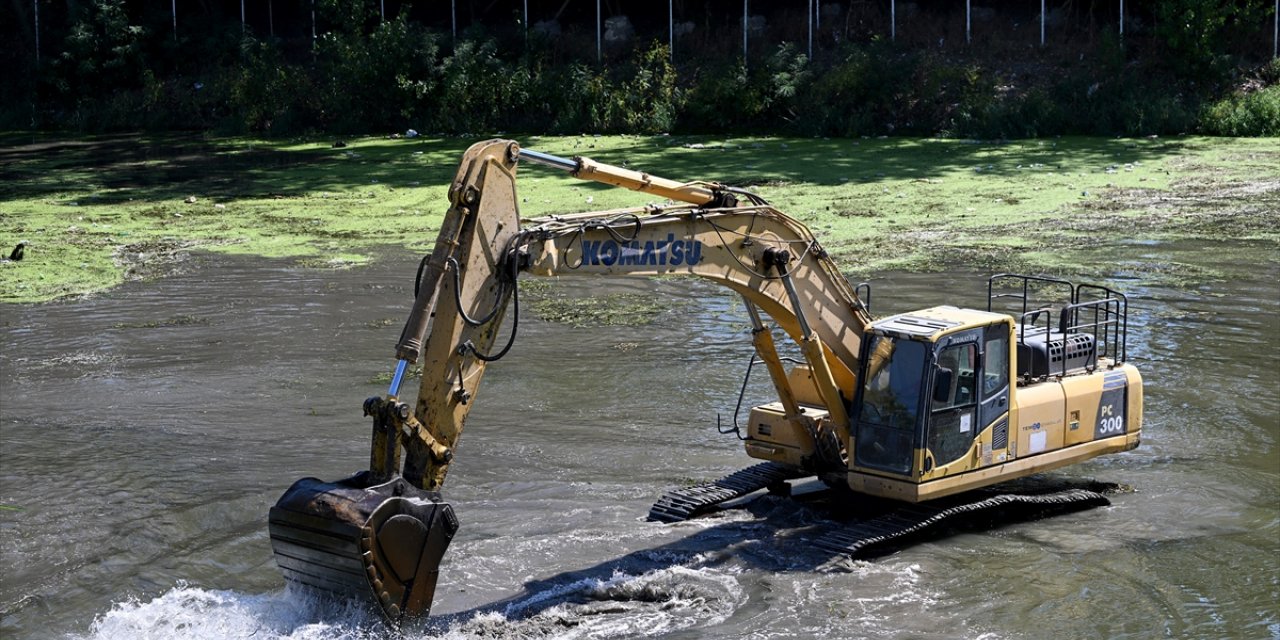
[267,139,1142,623]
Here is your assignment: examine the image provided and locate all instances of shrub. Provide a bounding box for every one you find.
[46,0,149,130]
[682,64,766,132]
[617,43,681,133]
[433,39,530,132]
[1200,85,1280,136]
[230,40,317,134]
[315,17,442,133]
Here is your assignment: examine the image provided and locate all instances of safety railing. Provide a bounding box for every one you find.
[987,273,1076,317]
[993,274,1129,381]
[1067,284,1128,364]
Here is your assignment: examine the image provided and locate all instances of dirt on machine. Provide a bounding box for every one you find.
[267,140,1143,623]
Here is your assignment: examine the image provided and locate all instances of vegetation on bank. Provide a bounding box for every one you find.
[1,133,1275,304]
[3,0,1277,138]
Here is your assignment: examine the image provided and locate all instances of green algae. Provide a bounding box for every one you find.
[526,292,675,328]
[112,314,210,329]
[1,133,1275,303]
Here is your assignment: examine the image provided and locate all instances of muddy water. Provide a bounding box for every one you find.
[0,242,1276,640]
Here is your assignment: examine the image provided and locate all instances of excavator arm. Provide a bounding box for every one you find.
[401,140,874,489]
[268,139,874,623]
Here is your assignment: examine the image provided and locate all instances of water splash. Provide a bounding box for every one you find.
[76,584,386,640]
[77,564,745,640]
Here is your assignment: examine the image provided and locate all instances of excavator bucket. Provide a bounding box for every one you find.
[267,472,458,623]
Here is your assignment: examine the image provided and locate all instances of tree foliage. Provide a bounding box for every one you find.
[13,0,1279,136]
[1153,0,1253,75]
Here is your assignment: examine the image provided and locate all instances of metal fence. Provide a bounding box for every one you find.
[23,0,1280,67]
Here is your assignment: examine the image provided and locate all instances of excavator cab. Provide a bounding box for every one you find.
[851,310,1012,483]
[846,279,1139,503]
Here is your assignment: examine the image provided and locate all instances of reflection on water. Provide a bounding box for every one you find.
[0,242,1276,639]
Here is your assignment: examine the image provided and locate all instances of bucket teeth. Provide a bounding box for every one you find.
[268,473,458,623]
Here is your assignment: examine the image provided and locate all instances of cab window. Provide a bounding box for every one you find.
[932,342,977,411]
[929,341,978,466]
[978,324,1011,431]
[855,336,927,475]
[983,331,1009,395]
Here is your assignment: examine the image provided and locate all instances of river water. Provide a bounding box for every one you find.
[0,241,1276,640]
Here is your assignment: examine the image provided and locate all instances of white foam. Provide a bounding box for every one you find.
[74,583,385,640]
[76,564,746,640]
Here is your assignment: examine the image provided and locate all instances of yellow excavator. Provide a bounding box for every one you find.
[267,139,1142,622]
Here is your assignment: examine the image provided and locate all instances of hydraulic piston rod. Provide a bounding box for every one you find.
[517,147,723,207]
[518,148,579,172]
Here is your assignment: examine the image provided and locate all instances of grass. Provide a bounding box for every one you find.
[1,132,1276,303]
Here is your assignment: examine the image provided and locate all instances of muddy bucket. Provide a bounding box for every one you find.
[268,472,458,622]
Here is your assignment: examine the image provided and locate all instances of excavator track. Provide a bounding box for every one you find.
[647,462,812,523]
[649,464,1111,557]
[812,487,1110,558]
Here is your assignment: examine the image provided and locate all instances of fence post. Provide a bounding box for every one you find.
[891,0,896,41]
[597,0,601,62]
[669,0,674,61]
[34,0,39,64]
[966,0,971,44]
[809,0,813,58]
[1040,0,1045,46]
[743,0,748,69]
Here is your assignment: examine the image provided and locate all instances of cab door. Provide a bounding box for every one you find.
[978,323,1011,433]
[927,333,980,470]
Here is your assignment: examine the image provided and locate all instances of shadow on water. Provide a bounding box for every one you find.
[571,135,1191,186]
[420,475,1116,630]
[0,133,466,203]
[0,132,1189,204]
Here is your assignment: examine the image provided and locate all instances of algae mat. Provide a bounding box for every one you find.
[1,133,1275,303]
